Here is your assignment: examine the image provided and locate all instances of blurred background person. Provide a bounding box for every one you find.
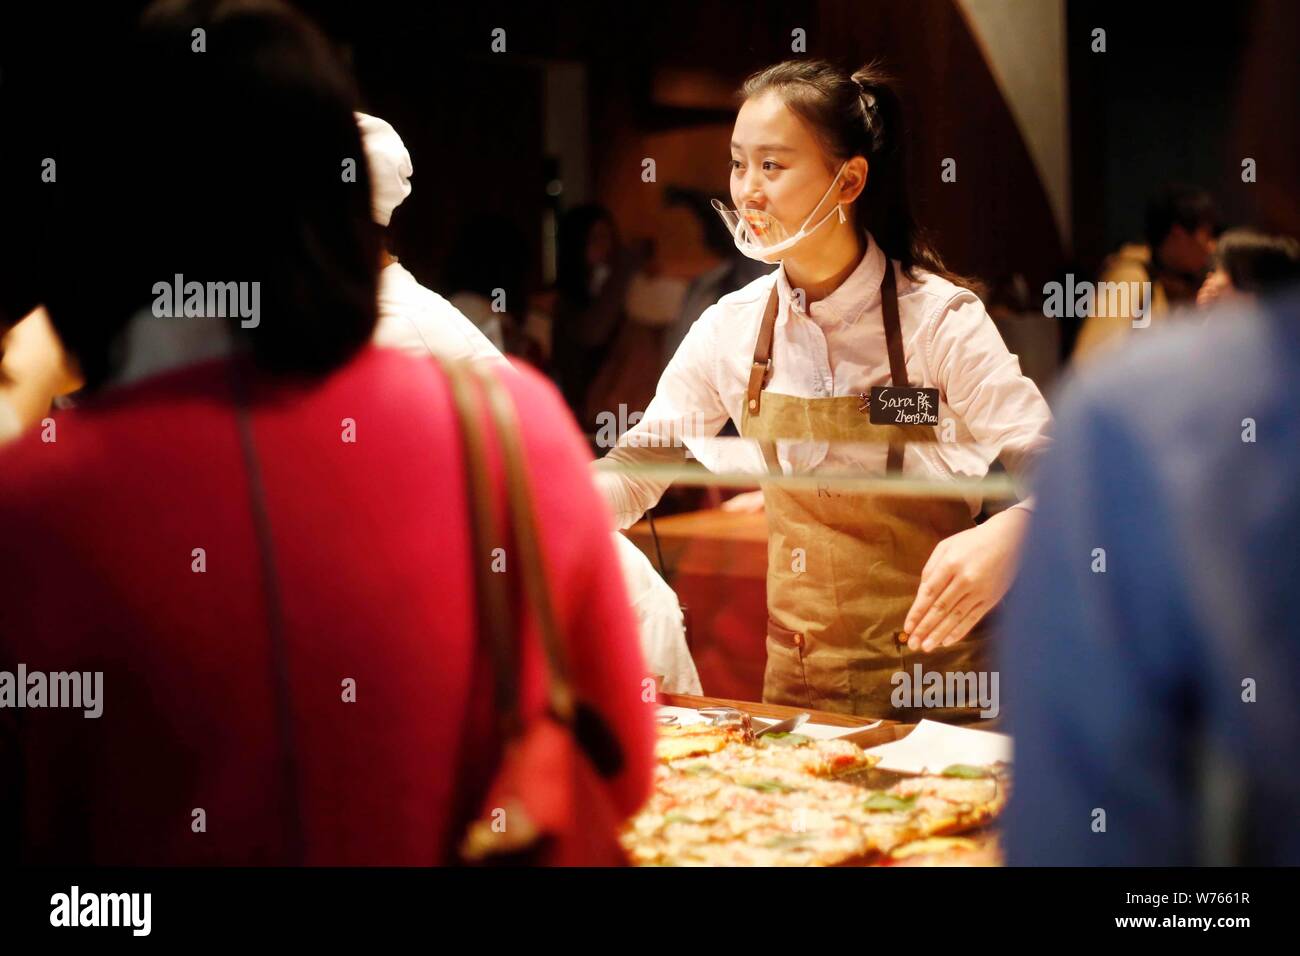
[659,186,772,372]
[0,0,652,865]
[585,253,687,415]
[613,534,701,696]
[550,204,646,426]
[359,111,504,366]
[984,272,1061,400]
[1003,288,1300,865]
[1073,184,1219,364]
[445,214,541,362]
[1197,227,1300,308]
[358,109,691,692]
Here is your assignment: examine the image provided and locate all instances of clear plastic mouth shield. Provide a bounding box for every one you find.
[712,162,848,262]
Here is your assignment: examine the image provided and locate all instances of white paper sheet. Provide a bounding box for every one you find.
[655,705,878,740]
[864,719,1012,774]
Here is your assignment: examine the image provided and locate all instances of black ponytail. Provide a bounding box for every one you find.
[740,59,976,291]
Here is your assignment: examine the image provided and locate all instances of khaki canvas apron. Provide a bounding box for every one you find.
[740,264,993,724]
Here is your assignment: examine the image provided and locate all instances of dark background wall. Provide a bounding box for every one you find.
[4,0,1297,325]
[1068,0,1276,273]
[306,0,1067,298]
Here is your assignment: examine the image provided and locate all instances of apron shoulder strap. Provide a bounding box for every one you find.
[880,262,909,388]
[744,258,908,472]
[746,284,780,415]
[880,261,908,474]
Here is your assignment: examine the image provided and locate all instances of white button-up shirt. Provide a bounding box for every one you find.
[597,235,1053,528]
[373,261,505,366]
[613,533,701,695]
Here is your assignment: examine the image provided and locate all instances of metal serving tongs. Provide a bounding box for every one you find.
[752,712,810,739]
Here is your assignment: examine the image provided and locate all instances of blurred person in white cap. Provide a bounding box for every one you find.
[357,111,695,682]
[613,532,702,695]
[355,111,505,366]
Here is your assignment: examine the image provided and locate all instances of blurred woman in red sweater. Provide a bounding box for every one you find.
[0,0,653,865]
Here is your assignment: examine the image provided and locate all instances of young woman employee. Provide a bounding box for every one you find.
[595,60,1053,723]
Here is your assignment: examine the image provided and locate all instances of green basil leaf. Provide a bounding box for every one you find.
[765,834,812,848]
[941,764,992,779]
[763,732,813,747]
[677,763,715,777]
[862,792,917,812]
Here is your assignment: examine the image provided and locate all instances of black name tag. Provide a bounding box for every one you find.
[863,386,940,425]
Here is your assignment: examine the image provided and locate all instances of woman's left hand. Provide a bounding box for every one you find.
[901,508,1031,653]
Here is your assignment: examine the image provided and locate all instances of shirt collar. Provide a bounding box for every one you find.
[775,232,886,326]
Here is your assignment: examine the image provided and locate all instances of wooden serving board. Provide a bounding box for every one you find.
[658,692,917,749]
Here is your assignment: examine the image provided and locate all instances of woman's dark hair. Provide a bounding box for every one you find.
[44,0,379,391]
[0,207,42,334]
[1214,228,1300,295]
[1144,184,1219,251]
[739,59,973,289]
[0,273,40,336]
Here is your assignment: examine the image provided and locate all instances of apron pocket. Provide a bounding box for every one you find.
[800,647,854,712]
[764,620,860,714]
[762,618,811,709]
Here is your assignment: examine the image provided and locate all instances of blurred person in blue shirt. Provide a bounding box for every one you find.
[1002,287,1300,865]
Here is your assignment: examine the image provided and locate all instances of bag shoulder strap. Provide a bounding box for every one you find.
[443,360,525,739]
[462,362,624,777]
[442,359,582,733]
[473,365,577,723]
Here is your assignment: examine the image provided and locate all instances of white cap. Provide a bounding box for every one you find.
[355,112,412,227]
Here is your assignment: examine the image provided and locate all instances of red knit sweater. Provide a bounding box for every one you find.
[0,346,655,864]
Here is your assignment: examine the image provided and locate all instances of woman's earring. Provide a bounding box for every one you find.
[837,204,847,224]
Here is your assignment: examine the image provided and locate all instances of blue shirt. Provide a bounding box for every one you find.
[1002,291,1300,865]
